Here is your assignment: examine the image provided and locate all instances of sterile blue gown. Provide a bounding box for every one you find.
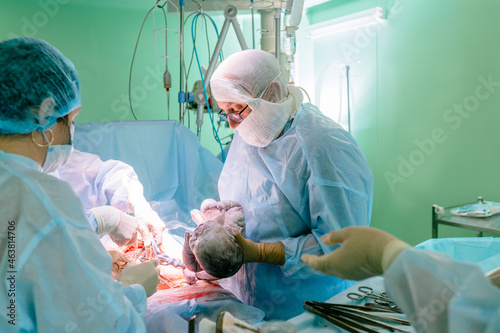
[219,103,374,320]
[49,149,142,213]
[385,248,500,333]
[0,150,147,332]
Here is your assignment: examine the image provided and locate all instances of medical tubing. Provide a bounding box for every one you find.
[346,65,351,133]
[182,11,205,130]
[201,14,222,142]
[160,6,173,120]
[191,13,226,162]
[183,11,200,83]
[299,86,311,103]
[183,13,220,89]
[129,4,157,120]
[151,239,185,268]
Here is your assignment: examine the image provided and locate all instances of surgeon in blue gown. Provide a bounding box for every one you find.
[210,49,374,320]
[0,37,158,332]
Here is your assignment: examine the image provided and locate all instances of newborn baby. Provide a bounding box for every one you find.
[182,199,245,279]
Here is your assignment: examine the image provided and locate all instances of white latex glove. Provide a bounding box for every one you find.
[486,266,500,287]
[128,199,165,247]
[136,212,165,247]
[301,226,410,281]
[89,206,139,246]
[117,259,160,297]
[108,251,132,279]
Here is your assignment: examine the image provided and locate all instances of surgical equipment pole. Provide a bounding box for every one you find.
[251,7,255,49]
[196,5,248,138]
[275,9,281,63]
[345,64,351,133]
[178,0,185,122]
[204,5,248,87]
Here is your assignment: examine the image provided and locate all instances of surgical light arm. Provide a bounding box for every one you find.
[195,5,248,137]
[205,5,248,86]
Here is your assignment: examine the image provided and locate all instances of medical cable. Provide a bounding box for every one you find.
[202,14,228,146]
[296,86,311,103]
[183,12,202,130]
[151,238,186,268]
[191,12,226,161]
[128,3,158,120]
[184,11,227,145]
[159,4,172,120]
[200,14,225,145]
[184,12,215,132]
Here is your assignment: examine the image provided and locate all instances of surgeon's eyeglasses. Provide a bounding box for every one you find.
[218,105,248,123]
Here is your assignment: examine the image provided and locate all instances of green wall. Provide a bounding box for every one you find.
[301,0,500,245]
[0,0,248,157]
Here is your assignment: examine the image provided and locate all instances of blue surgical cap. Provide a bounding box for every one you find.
[0,37,81,134]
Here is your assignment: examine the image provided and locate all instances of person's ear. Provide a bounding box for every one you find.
[262,81,281,103]
[38,97,56,126]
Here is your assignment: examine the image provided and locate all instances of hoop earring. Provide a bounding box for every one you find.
[31,129,54,147]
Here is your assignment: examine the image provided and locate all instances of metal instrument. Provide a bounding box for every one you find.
[347,286,398,308]
[118,247,146,270]
[303,300,411,333]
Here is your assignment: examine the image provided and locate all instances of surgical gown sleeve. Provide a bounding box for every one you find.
[50,149,144,212]
[384,248,500,333]
[0,160,147,332]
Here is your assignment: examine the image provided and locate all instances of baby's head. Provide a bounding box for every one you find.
[183,220,243,278]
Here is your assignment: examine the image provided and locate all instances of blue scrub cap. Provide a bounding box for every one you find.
[0,37,81,134]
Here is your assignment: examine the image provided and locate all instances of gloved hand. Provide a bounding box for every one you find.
[108,251,132,279]
[89,206,139,246]
[117,259,160,297]
[234,232,285,265]
[301,226,410,281]
[128,200,165,247]
[136,213,165,248]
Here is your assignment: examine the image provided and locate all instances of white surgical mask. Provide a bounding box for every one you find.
[236,85,303,147]
[42,123,74,173]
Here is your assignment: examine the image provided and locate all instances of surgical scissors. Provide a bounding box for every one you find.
[347,286,397,308]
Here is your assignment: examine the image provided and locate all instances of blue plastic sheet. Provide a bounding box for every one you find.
[415,237,500,273]
[74,120,223,215]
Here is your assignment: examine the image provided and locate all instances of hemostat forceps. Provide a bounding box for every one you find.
[118,247,146,270]
[347,286,397,308]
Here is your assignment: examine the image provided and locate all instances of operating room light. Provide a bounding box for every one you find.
[307,7,386,38]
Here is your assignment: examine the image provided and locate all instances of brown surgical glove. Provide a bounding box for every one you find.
[235,232,285,265]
